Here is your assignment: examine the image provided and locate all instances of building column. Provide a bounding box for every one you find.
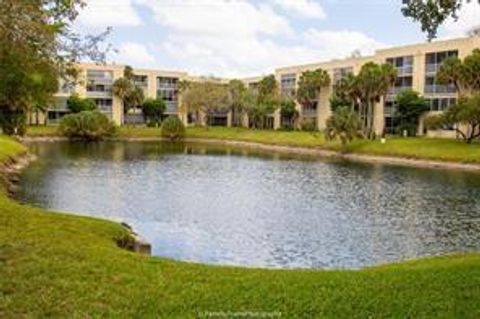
[273,109,281,130]
[317,87,332,131]
[227,111,232,127]
[374,100,385,136]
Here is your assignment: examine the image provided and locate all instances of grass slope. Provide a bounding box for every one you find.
[28,125,480,163]
[1,134,480,317]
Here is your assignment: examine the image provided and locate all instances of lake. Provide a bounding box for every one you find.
[17,141,480,269]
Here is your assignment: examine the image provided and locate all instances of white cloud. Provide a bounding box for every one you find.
[441,1,480,38]
[99,0,386,78]
[113,42,156,66]
[302,29,385,58]
[78,0,142,28]
[272,0,326,19]
[137,0,292,37]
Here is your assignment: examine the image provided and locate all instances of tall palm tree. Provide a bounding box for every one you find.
[112,77,133,117]
[296,69,331,118]
[227,79,248,127]
[355,62,397,138]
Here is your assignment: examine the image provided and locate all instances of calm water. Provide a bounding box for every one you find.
[17,141,480,269]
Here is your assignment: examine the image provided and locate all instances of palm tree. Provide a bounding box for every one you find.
[355,62,397,138]
[227,79,248,127]
[326,106,361,152]
[296,69,331,124]
[112,77,133,120]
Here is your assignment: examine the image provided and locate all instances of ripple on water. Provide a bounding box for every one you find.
[17,141,480,269]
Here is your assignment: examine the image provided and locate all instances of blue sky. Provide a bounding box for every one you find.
[76,0,480,78]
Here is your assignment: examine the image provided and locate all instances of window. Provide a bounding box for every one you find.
[425,50,458,74]
[386,56,413,76]
[425,98,456,111]
[133,75,148,88]
[333,67,353,83]
[424,75,456,94]
[280,74,296,98]
[94,99,113,112]
[157,77,178,89]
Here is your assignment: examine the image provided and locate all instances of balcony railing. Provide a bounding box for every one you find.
[425,63,440,74]
[396,66,413,76]
[157,83,177,89]
[302,108,317,117]
[165,101,178,113]
[424,84,456,94]
[86,91,113,98]
[87,78,113,86]
[388,86,412,96]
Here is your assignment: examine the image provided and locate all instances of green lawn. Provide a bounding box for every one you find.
[1,134,480,317]
[27,125,480,164]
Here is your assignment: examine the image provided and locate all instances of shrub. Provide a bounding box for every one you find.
[300,118,317,131]
[161,116,185,141]
[325,106,362,152]
[66,94,97,113]
[142,98,166,126]
[0,111,26,136]
[59,111,116,141]
[146,118,158,127]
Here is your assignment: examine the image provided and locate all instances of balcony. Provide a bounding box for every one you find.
[425,63,440,74]
[302,108,317,117]
[424,84,456,94]
[157,82,178,89]
[87,91,112,98]
[165,101,178,113]
[388,86,412,96]
[396,65,413,76]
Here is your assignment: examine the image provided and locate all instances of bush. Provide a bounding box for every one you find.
[300,118,317,132]
[146,118,158,127]
[59,111,116,141]
[0,110,26,136]
[161,116,185,141]
[67,94,97,113]
[142,98,166,125]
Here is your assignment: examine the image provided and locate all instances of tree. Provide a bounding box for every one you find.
[426,94,480,143]
[66,94,96,113]
[112,66,145,116]
[0,0,111,135]
[258,75,279,104]
[325,107,361,152]
[355,62,397,138]
[395,90,429,136]
[330,73,359,112]
[227,79,248,127]
[437,49,480,96]
[244,75,281,129]
[180,81,230,126]
[402,0,480,41]
[280,98,298,129]
[141,98,166,127]
[125,86,145,111]
[296,69,331,118]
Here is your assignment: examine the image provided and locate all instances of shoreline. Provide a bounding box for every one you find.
[20,135,480,172]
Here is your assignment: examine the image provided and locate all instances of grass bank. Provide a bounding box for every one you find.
[28,125,480,164]
[1,134,480,317]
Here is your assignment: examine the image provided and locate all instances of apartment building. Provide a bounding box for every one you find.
[34,36,480,136]
[31,63,190,126]
[273,36,480,136]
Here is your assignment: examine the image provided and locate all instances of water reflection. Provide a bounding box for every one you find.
[18,141,480,269]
